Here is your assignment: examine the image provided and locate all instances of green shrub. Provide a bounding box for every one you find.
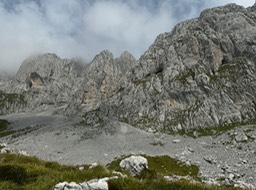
[0,165,34,184]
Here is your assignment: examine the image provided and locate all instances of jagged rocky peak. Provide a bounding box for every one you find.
[115,51,136,74]
[16,53,84,83]
[16,53,61,82]
[82,50,123,105]
[118,51,136,62]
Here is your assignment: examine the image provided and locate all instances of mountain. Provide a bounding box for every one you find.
[84,3,256,132]
[1,3,256,133]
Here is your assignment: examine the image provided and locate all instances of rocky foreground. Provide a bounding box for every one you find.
[1,111,256,188]
[1,2,256,189]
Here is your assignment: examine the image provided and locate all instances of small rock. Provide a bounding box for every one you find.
[193,131,199,138]
[164,175,194,182]
[203,155,217,164]
[112,171,127,178]
[0,143,7,148]
[250,133,256,139]
[235,132,248,142]
[228,173,235,181]
[234,181,255,189]
[54,181,82,190]
[202,178,220,186]
[188,147,194,153]
[172,139,181,143]
[177,123,182,130]
[17,150,29,156]
[0,147,11,154]
[89,163,99,169]
[78,166,84,171]
[185,161,191,166]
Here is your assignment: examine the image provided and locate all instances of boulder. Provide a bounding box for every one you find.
[172,139,181,143]
[54,177,118,190]
[119,155,148,176]
[235,132,248,142]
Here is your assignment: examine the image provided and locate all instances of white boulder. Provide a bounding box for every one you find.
[54,176,118,190]
[235,132,248,142]
[119,155,148,176]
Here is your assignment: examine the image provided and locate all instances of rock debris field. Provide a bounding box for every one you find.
[1,111,256,188]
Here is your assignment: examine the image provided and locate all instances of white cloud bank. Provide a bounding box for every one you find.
[0,0,254,72]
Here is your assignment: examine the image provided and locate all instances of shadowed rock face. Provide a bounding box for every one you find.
[25,72,45,89]
[1,3,256,132]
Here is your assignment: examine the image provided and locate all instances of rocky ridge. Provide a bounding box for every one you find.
[0,3,256,133]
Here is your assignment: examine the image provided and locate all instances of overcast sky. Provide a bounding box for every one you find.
[0,0,254,72]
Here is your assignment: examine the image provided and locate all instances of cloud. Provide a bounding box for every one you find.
[0,0,254,72]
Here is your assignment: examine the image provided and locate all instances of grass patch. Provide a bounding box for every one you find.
[0,119,14,138]
[0,154,242,190]
[108,177,240,190]
[107,155,199,180]
[0,91,26,115]
[0,119,9,131]
[174,69,195,84]
[0,153,111,190]
[132,79,147,86]
[210,58,248,83]
[177,119,256,138]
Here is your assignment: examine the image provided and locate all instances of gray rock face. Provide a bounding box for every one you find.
[82,50,122,105]
[0,53,86,115]
[16,53,83,82]
[120,155,148,176]
[96,3,256,132]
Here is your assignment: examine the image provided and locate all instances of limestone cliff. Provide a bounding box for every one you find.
[89,3,256,132]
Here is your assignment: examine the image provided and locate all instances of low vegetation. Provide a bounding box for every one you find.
[0,153,241,190]
[0,91,26,115]
[0,153,110,190]
[0,119,13,138]
[177,119,256,138]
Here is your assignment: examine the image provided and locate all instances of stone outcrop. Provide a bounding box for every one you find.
[54,176,118,190]
[119,155,148,176]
